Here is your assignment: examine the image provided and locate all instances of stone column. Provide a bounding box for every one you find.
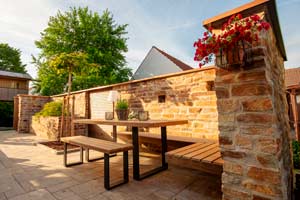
[216,45,292,200]
[204,1,293,199]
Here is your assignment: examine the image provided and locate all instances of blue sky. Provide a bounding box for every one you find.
[0,0,299,78]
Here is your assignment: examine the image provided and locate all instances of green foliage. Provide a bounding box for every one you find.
[293,140,300,169]
[33,7,132,96]
[0,101,14,119]
[116,99,128,110]
[0,43,26,73]
[35,101,62,117]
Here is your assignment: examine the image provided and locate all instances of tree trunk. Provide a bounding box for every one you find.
[66,67,72,137]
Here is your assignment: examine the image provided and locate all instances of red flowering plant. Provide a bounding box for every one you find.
[194,14,271,68]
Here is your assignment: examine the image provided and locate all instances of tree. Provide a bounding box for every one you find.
[0,43,26,73]
[33,7,132,95]
[49,51,97,138]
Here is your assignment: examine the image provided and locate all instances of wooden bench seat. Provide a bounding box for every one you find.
[61,136,133,190]
[166,141,223,175]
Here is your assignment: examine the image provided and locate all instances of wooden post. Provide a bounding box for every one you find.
[290,89,300,140]
[71,95,75,136]
[85,91,90,137]
[60,96,65,140]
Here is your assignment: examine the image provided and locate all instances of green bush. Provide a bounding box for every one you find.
[0,101,13,119]
[116,99,128,110]
[0,101,14,126]
[293,140,300,169]
[35,101,62,117]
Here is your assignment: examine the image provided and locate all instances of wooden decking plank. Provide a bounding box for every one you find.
[191,147,220,161]
[202,151,222,163]
[213,157,224,165]
[182,143,219,159]
[167,143,205,155]
[172,143,215,158]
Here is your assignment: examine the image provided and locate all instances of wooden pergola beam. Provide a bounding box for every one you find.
[290,89,299,140]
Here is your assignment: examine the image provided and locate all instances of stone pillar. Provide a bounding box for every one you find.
[203,1,293,199]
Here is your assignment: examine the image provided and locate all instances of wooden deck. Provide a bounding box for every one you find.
[166,141,223,175]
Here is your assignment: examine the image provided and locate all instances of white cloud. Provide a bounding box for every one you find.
[0,0,59,78]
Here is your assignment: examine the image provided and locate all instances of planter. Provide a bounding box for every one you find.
[216,41,253,69]
[116,109,129,120]
[30,116,87,140]
[31,116,61,140]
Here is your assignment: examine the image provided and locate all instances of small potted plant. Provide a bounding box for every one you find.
[116,99,129,120]
[193,13,271,68]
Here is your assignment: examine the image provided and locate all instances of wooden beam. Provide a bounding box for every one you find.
[290,89,299,140]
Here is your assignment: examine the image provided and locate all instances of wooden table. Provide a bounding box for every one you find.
[73,119,188,180]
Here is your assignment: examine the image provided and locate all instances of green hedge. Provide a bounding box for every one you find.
[293,141,300,169]
[0,101,14,126]
[35,101,62,117]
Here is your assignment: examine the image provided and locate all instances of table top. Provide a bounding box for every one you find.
[73,118,188,128]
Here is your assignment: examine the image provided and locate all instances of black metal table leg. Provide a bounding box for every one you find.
[104,151,129,190]
[132,126,168,181]
[64,143,84,167]
[132,127,140,180]
[161,126,168,168]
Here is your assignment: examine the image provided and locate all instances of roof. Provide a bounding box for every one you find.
[152,46,193,71]
[132,46,193,80]
[202,0,287,61]
[0,70,32,80]
[285,67,300,89]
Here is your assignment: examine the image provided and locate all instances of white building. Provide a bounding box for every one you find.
[132,46,193,80]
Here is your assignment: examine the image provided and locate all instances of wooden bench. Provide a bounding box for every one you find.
[61,136,133,190]
[118,131,204,151]
[166,141,223,175]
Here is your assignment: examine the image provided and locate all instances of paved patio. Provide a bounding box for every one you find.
[0,130,221,200]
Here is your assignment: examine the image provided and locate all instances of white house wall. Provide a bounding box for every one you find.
[132,48,183,80]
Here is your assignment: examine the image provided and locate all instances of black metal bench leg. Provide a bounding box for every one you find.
[104,151,129,190]
[64,143,84,167]
[104,153,110,190]
[86,148,117,162]
[123,151,129,183]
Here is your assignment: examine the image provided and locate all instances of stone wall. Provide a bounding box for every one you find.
[110,67,219,139]
[215,30,292,199]
[52,92,88,136]
[16,95,51,133]
[30,116,87,140]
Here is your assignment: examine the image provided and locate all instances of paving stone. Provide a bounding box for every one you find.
[69,179,106,199]
[46,180,80,193]
[0,193,7,200]
[8,189,56,200]
[53,189,82,200]
[0,131,222,200]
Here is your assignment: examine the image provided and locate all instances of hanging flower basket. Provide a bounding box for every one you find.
[215,40,253,69]
[193,14,270,69]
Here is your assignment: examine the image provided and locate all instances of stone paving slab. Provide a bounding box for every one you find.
[0,130,222,200]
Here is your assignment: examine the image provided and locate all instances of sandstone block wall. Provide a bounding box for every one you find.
[110,67,219,139]
[216,29,292,199]
[16,95,51,133]
[30,116,87,140]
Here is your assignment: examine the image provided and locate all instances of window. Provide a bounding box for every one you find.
[158,95,166,103]
[206,81,215,91]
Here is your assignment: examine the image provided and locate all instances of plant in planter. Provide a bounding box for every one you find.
[193,13,271,68]
[116,99,129,120]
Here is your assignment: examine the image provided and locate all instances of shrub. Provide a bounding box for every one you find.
[116,99,128,110]
[0,101,14,126]
[293,140,300,169]
[0,101,13,119]
[35,101,62,117]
